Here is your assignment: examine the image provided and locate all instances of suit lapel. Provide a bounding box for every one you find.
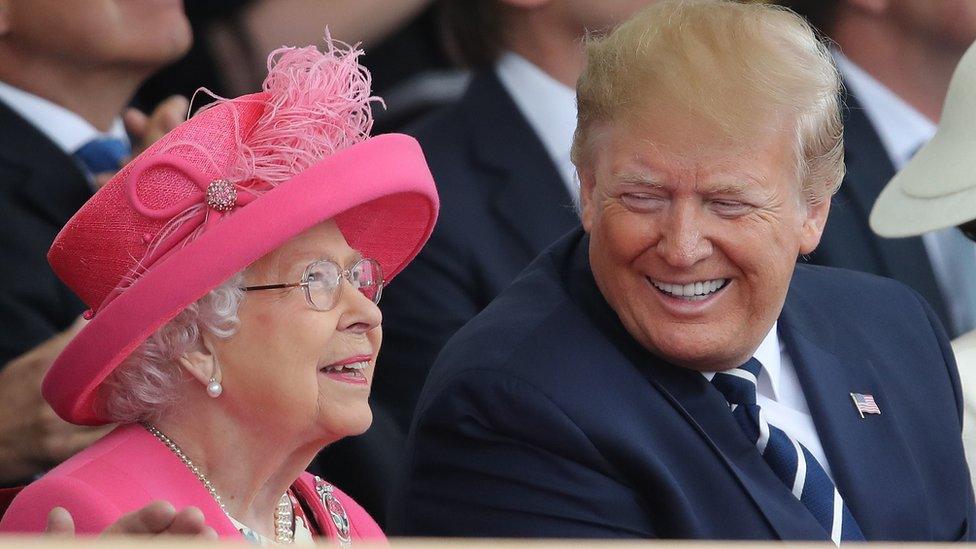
[839,91,950,329]
[0,101,92,226]
[564,233,828,541]
[463,71,580,256]
[779,279,930,540]
[636,359,832,541]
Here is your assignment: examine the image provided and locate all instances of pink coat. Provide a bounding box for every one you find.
[0,424,385,541]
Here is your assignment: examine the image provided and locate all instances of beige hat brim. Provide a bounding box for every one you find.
[869,132,976,238]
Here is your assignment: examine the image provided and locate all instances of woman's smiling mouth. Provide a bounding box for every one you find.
[319,356,371,385]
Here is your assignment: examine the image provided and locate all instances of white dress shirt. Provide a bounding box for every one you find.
[703,322,834,479]
[494,52,580,203]
[835,52,976,333]
[0,80,127,156]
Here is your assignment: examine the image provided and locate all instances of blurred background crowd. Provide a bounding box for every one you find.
[2,0,976,536]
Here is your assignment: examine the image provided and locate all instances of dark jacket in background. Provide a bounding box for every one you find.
[0,102,90,366]
[376,70,580,430]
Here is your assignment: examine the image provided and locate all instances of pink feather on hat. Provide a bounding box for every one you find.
[230,35,384,188]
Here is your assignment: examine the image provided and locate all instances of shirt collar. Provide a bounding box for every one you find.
[833,51,936,170]
[494,51,579,198]
[701,322,782,400]
[752,321,782,400]
[0,80,127,155]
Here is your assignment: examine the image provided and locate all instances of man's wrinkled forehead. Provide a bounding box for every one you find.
[592,115,790,179]
[611,169,766,196]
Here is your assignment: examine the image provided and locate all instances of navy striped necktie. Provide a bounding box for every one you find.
[711,358,865,544]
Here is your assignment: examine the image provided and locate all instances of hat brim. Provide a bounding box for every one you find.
[870,133,976,237]
[43,134,438,425]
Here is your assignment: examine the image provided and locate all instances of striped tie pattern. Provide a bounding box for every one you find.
[711,358,865,545]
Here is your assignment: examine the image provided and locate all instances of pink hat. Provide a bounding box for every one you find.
[43,41,439,425]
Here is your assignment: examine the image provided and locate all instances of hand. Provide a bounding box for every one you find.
[45,502,218,538]
[0,317,113,482]
[123,95,189,158]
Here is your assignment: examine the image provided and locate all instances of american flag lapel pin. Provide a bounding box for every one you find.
[850,392,881,419]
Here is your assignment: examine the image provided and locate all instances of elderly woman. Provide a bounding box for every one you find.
[0,38,438,543]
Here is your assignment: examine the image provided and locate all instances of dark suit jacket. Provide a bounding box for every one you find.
[0,101,91,366]
[391,227,974,540]
[375,70,580,428]
[806,89,954,335]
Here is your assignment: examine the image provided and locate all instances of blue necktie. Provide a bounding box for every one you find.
[73,137,130,175]
[711,359,865,544]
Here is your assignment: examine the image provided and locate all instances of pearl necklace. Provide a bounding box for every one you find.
[142,423,295,543]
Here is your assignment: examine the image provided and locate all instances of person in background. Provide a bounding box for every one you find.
[377,0,654,434]
[0,0,192,486]
[392,0,974,540]
[870,39,976,494]
[136,0,438,107]
[783,0,976,337]
[0,38,438,542]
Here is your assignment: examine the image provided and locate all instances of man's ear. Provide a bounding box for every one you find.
[178,337,219,388]
[799,196,831,256]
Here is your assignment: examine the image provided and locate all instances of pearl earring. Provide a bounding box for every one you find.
[207,376,223,398]
[206,357,222,398]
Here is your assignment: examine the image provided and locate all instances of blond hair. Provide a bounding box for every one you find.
[571,0,844,205]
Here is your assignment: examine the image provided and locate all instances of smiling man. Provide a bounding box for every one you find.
[392,0,975,541]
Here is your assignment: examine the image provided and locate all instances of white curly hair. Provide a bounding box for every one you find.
[97,273,245,423]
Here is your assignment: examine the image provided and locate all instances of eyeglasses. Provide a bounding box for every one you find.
[240,257,384,311]
[959,220,976,243]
